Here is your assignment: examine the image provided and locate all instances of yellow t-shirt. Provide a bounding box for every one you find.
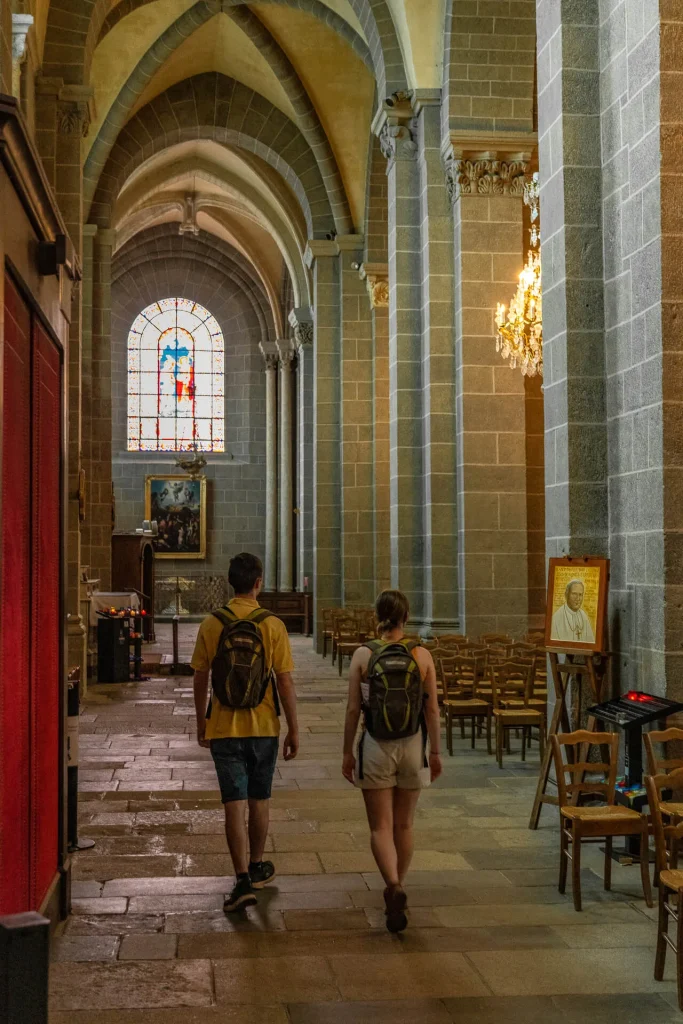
[191,597,294,739]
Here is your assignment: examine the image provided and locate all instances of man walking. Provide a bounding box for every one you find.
[192,552,299,911]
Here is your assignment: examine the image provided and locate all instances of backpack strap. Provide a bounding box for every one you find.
[401,639,419,654]
[364,639,383,654]
[248,608,273,625]
[211,606,236,628]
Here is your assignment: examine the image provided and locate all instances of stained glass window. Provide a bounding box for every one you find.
[127,297,225,452]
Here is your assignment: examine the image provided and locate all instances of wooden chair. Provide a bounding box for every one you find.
[435,634,469,648]
[321,607,342,659]
[439,653,492,755]
[645,727,683,776]
[332,614,357,666]
[646,769,683,1009]
[480,633,513,646]
[552,731,652,912]
[490,660,545,768]
[336,623,365,676]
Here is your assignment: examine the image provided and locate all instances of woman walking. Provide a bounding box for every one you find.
[342,590,442,932]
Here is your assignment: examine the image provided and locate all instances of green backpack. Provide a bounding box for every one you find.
[210,606,275,709]
[363,639,424,741]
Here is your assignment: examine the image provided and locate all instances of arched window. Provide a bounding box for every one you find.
[127,297,224,452]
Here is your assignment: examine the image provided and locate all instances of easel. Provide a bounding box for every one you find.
[529,648,612,829]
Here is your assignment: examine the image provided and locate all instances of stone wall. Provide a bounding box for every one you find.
[109,231,269,580]
[599,0,663,691]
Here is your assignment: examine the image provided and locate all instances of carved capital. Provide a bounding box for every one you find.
[441,131,536,206]
[58,100,91,137]
[373,91,417,167]
[359,262,389,309]
[379,120,417,164]
[288,306,313,348]
[12,14,33,64]
[277,338,297,369]
[259,340,279,370]
[445,157,529,202]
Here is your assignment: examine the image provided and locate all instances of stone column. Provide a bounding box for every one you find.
[415,93,458,634]
[360,263,391,594]
[81,225,97,575]
[536,1,607,562]
[374,93,425,623]
[34,85,93,674]
[306,240,342,648]
[445,140,535,638]
[87,227,115,589]
[289,308,314,594]
[259,341,279,592]
[338,235,375,607]
[277,338,296,592]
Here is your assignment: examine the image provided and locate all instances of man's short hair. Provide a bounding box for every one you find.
[564,578,585,601]
[228,552,263,594]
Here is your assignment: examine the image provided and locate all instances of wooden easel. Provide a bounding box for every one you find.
[529,648,611,829]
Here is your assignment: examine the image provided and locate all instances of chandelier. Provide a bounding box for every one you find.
[495,172,542,377]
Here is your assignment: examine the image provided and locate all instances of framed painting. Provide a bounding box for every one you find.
[145,475,206,559]
[544,556,609,653]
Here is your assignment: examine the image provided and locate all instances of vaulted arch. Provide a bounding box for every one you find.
[87,73,336,238]
[85,5,354,233]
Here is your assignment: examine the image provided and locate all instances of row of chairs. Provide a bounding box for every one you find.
[553,726,683,1008]
[321,610,548,767]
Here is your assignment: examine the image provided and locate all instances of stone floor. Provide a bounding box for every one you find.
[50,636,679,1022]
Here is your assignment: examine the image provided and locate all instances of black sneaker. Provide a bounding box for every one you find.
[383,884,408,933]
[249,860,276,890]
[223,875,257,913]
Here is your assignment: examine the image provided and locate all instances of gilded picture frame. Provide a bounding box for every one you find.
[544,556,609,654]
[145,475,207,560]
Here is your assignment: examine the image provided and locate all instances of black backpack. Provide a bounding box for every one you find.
[210,606,275,709]
[363,639,424,741]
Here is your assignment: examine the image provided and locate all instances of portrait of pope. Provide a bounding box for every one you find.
[550,579,595,644]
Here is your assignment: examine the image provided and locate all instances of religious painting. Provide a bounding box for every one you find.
[145,475,206,559]
[545,557,609,653]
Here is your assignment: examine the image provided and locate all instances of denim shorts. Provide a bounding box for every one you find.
[210,736,279,803]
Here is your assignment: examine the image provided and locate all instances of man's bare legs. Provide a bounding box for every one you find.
[223,799,271,874]
[248,798,269,864]
[393,788,421,884]
[223,800,249,875]
[362,789,399,886]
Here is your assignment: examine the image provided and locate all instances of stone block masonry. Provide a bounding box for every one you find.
[108,228,268,579]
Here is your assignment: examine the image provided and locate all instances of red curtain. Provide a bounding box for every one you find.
[0,273,63,914]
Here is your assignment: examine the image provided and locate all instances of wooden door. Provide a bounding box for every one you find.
[0,272,63,913]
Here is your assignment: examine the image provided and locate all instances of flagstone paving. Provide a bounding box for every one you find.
[50,637,679,1022]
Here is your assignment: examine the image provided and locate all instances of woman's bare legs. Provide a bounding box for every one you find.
[393,788,421,885]
[362,788,399,886]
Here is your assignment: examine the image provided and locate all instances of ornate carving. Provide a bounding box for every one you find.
[379,121,417,163]
[12,14,33,63]
[445,157,528,203]
[58,101,91,138]
[178,194,200,236]
[288,307,313,348]
[294,321,313,346]
[263,353,279,371]
[359,263,389,309]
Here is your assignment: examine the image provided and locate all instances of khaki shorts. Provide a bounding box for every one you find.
[354,729,430,790]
